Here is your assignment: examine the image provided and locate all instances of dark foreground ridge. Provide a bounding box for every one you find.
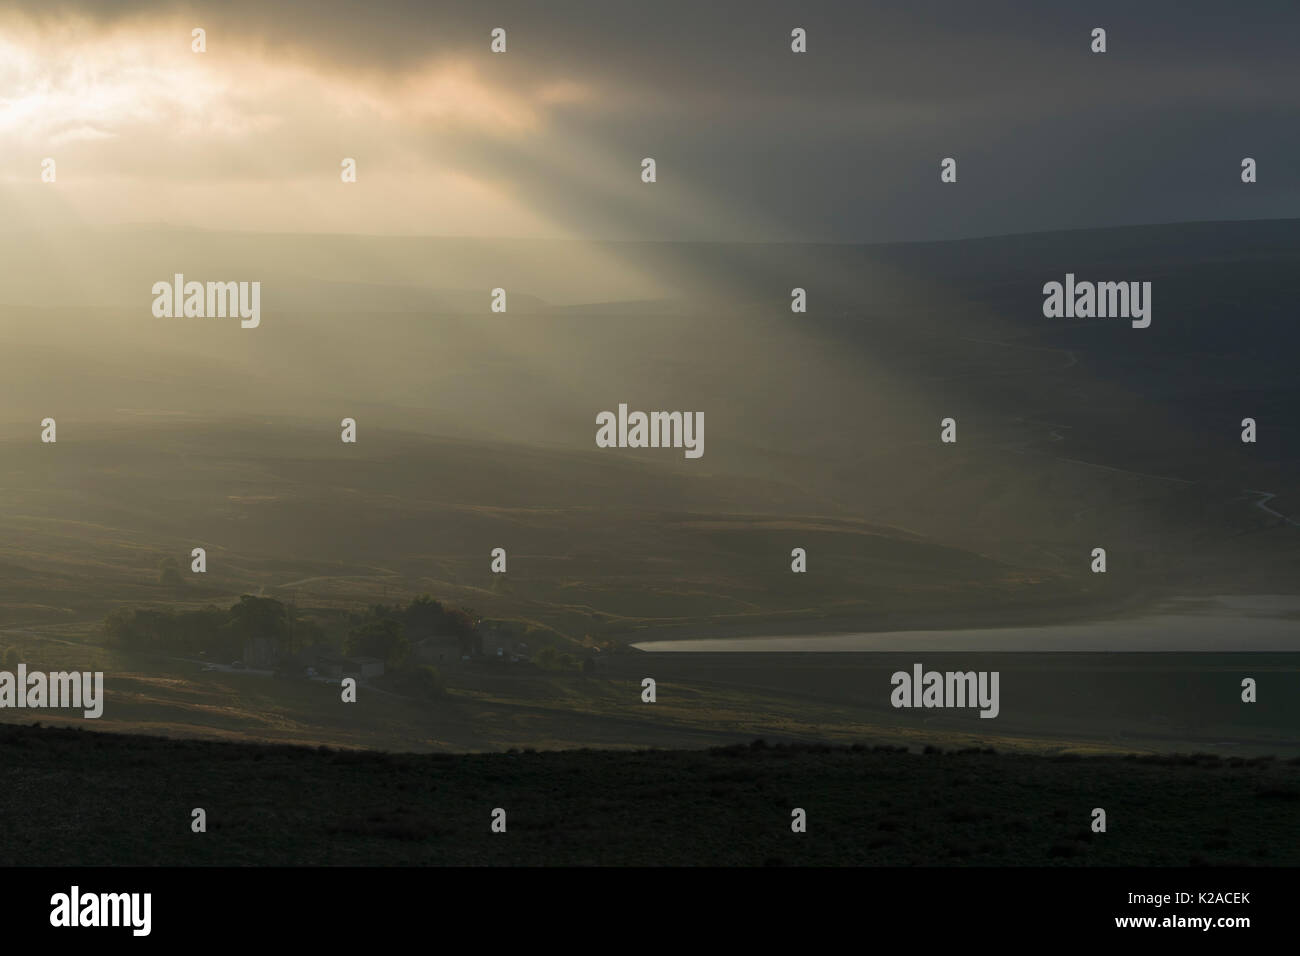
[3,723,1298,866]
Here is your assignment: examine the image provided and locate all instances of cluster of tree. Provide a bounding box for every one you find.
[388,664,447,699]
[102,594,480,699]
[534,645,581,671]
[521,634,615,672]
[343,595,478,670]
[102,595,324,660]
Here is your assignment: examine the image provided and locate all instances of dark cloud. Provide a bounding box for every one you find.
[6,0,1299,240]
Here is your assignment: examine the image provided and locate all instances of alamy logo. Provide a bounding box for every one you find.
[50,886,151,936]
[152,274,261,328]
[1042,273,1151,328]
[596,403,704,459]
[0,664,103,718]
[890,663,1000,719]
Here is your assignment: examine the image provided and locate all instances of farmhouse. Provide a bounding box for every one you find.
[477,622,529,661]
[242,635,280,668]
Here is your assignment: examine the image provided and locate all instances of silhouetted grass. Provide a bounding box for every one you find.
[2,725,1297,866]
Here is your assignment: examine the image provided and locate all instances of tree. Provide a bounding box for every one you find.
[444,607,477,639]
[227,595,288,643]
[403,595,446,641]
[293,616,326,648]
[536,645,579,671]
[344,617,409,669]
[410,665,445,698]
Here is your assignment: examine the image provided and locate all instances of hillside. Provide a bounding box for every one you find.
[0,220,1295,757]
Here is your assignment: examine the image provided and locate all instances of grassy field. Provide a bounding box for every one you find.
[2,722,1297,866]
[0,421,1136,641]
[2,622,1296,757]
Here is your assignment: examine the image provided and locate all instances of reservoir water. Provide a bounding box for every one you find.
[632,595,1300,653]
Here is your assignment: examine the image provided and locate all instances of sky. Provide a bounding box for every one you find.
[1,0,1297,242]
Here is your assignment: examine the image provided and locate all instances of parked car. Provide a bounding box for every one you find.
[231,661,246,670]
